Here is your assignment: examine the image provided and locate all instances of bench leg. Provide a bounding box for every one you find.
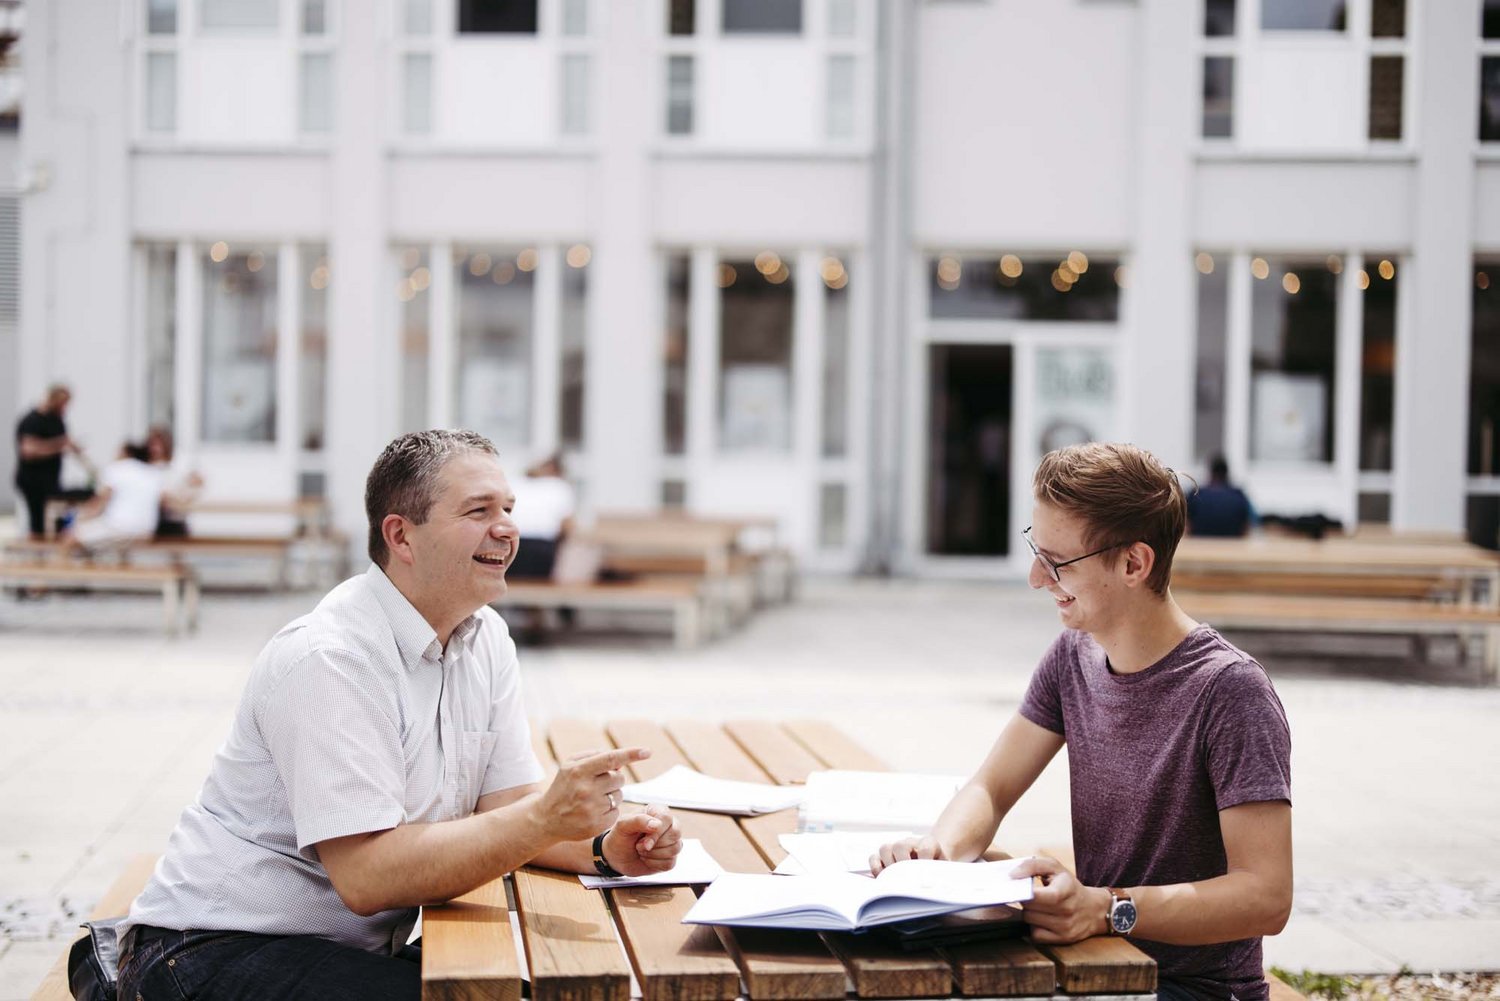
[184,578,201,634]
[162,580,180,637]
[675,600,701,649]
[1485,628,1499,686]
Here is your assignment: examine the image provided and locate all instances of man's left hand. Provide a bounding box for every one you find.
[603,804,682,876]
[1012,856,1109,944]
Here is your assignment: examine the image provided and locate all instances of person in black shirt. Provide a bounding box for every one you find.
[14,384,79,539]
[1186,454,1257,538]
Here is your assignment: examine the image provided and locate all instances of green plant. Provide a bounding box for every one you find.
[1270,966,1358,1001]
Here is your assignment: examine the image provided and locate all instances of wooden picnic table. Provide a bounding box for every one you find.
[419,719,1156,1001]
[1174,536,1500,609]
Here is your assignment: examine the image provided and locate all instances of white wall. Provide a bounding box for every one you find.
[911,0,1137,249]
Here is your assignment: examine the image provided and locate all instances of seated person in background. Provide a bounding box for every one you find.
[1186,454,1256,538]
[506,453,576,580]
[145,425,204,537]
[62,441,163,551]
[117,429,680,1001]
[874,443,1291,1001]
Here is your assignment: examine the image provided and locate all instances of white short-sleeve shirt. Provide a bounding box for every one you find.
[126,564,545,954]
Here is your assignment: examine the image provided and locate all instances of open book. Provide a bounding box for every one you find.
[682,858,1034,931]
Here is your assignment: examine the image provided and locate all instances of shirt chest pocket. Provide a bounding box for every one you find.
[457,730,500,814]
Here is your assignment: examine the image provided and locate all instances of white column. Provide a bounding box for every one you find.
[1121,0,1198,468]
[174,241,202,460]
[583,0,657,511]
[794,249,825,549]
[1223,252,1251,479]
[325,0,392,549]
[1391,0,1480,531]
[1334,251,1365,524]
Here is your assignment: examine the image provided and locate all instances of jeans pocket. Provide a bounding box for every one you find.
[156,931,259,1000]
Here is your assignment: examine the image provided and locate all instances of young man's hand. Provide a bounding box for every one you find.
[1011,856,1110,943]
[870,836,946,875]
[603,804,682,875]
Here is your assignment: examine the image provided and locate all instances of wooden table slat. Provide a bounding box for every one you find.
[513,866,633,1001]
[607,720,692,782]
[943,938,1057,997]
[421,877,524,1001]
[607,885,742,1001]
[665,720,775,783]
[822,932,955,999]
[723,721,825,786]
[1036,938,1157,994]
[783,720,889,772]
[532,718,559,773]
[548,719,615,764]
[670,811,852,999]
[737,810,798,869]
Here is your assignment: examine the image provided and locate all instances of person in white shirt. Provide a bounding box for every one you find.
[117,429,681,1000]
[63,441,164,550]
[506,453,577,580]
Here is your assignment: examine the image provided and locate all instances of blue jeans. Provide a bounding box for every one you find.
[117,925,420,1001]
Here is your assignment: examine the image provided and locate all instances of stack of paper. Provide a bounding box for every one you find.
[578,839,725,888]
[620,765,806,816]
[682,858,1035,931]
[799,771,964,834]
[774,831,914,875]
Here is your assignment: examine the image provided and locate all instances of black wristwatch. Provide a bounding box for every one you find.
[591,832,623,878]
[1107,888,1137,935]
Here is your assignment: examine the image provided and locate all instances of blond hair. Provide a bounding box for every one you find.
[1031,443,1186,596]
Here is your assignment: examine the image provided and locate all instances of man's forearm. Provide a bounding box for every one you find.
[932,783,1007,861]
[329,796,555,915]
[1121,870,1291,945]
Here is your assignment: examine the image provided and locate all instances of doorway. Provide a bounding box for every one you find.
[925,344,1013,556]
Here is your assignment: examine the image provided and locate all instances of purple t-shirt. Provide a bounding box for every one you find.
[1019,626,1291,1001]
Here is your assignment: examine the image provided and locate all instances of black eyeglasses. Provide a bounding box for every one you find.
[1023,526,1126,584]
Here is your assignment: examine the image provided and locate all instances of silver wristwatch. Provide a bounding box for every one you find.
[1107,888,1137,935]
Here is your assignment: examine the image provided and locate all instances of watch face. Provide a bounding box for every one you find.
[1111,899,1138,933]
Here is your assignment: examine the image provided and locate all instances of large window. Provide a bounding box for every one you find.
[821,256,850,458]
[1482,3,1500,142]
[666,55,694,135]
[928,254,1121,322]
[560,245,589,449]
[145,245,178,432]
[300,246,329,452]
[1193,252,1230,464]
[458,0,537,33]
[718,253,794,452]
[456,247,535,449]
[201,243,278,443]
[722,0,800,34]
[663,254,690,455]
[1248,256,1338,464]
[1471,261,1500,477]
[1260,0,1345,31]
[397,247,431,433]
[1359,254,1397,471]
[201,0,278,31]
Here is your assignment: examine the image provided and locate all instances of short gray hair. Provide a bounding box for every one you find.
[365,429,499,568]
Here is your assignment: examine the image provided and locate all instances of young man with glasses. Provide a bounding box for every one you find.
[874,443,1291,1001]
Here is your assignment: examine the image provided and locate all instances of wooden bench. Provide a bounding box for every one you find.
[0,562,199,635]
[493,579,709,649]
[1177,590,1500,683]
[4,534,349,591]
[423,718,1159,1000]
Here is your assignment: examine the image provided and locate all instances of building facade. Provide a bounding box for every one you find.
[15,0,1500,574]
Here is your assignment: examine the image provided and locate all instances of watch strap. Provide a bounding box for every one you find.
[592,832,623,878]
[1107,887,1133,936]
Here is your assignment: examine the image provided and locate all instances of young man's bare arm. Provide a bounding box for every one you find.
[1014,800,1292,945]
[873,714,1065,872]
[316,747,670,916]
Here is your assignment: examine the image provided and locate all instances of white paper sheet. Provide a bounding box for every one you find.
[578,839,725,888]
[620,765,806,816]
[799,771,964,833]
[777,831,914,875]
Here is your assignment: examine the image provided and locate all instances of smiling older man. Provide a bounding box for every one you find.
[117,429,681,1001]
